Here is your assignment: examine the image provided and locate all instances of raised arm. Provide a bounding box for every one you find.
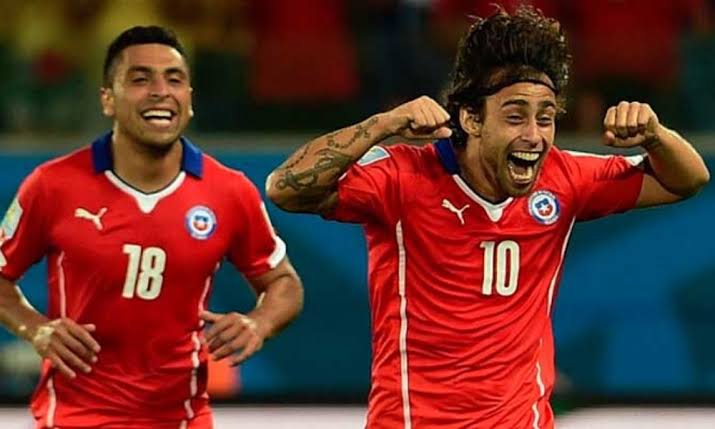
[266,96,452,215]
[602,101,710,207]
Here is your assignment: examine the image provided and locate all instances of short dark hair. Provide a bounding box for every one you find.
[443,5,571,146]
[102,25,187,88]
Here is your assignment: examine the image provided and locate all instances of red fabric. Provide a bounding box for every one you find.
[1,144,283,427]
[34,408,214,429]
[326,143,643,428]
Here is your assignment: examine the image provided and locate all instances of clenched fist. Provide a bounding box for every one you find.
[380,96,452,140]
[603,101,661,148]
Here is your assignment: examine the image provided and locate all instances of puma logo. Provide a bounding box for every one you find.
[75,207,108,231]
[442,199,470,225]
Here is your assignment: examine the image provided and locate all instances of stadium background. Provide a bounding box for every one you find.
[1,0,714,427]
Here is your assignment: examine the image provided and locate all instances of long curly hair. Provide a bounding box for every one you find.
[443,5,571,146]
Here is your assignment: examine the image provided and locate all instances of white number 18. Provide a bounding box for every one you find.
[122,244,166,300]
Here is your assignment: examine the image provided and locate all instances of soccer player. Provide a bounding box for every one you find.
[0,26,303,429]
[266,6,709,429]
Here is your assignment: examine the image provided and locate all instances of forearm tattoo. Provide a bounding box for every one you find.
[271,117,382,212]
[275,117,380,193]
[326,116,379,150]
[280,142,313,170]
[275,148,352,192]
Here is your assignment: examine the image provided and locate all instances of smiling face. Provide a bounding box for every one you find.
[460,79,558,200]
[100,43,193,150]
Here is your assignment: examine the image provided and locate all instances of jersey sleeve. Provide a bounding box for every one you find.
[227,175,287,279]
[0,168,50,281]
[563,150,646,221]
[323,145,401,224]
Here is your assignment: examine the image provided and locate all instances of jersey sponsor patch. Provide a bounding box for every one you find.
[185,205,217,240]
[357,146,390,166]
[0,196,23,241]
[528,190,560,225]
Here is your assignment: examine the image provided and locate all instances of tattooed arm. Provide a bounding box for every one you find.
[266,96,453,214]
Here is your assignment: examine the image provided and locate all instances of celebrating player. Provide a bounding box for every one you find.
[0,26,303,429]
[266,6,709,429]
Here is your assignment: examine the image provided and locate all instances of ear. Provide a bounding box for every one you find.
[100,87,115,118]
[459,107,482,137]
[189,86,194,118]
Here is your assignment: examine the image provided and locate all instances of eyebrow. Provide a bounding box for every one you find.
[165,67,188,77]
[127,65,153,74]
[500,99,558,110]
[127,66,188,77]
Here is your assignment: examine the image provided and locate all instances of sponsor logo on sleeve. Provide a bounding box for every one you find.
[357,146,390,166]
[186,205,217,240]
[528,190,560,225]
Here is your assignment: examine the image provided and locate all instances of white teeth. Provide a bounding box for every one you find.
[508,164,534,182]
[142,110,172,118]
[510,151,540,161]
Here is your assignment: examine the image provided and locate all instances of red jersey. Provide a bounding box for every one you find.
[0,133,286,428]
[327,140,645,428]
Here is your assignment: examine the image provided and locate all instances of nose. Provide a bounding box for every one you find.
[148,77,170,98]
[521,119,541,145]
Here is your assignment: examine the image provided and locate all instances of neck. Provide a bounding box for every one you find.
[455,146,508,204]
[111,130,183,193]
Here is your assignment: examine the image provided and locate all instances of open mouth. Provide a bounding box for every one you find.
[141,109,176,127]
[507,151,542,184]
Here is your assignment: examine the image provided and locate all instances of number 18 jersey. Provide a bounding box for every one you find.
[0,133,286,428]
[326,139,645,429]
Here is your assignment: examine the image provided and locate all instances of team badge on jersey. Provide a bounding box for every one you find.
[0,196,23,241]
[185,206,217,240]
[528,190,560,225]
[357,146,390,166]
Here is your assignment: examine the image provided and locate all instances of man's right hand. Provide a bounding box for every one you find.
[30,318,100,379]
[380,96,453,140]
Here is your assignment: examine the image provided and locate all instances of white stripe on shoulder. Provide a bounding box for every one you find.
[564,150,646,166]
[563,150,613,159]
[260,203,287,268]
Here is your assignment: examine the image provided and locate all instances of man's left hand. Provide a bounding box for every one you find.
[200,311,270,366]
[603,101,661,148]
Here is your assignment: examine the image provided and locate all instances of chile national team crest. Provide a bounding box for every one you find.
[185,206,217,240]
[528,190,560,225]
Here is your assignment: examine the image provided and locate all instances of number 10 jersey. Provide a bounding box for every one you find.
[326,139,645,429]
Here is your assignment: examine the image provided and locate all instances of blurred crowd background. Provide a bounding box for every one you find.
[0,1,714,423]
[0,0,714,136]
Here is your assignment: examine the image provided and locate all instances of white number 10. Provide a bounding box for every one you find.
[122,244,166,300]
[480,240,520,296]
